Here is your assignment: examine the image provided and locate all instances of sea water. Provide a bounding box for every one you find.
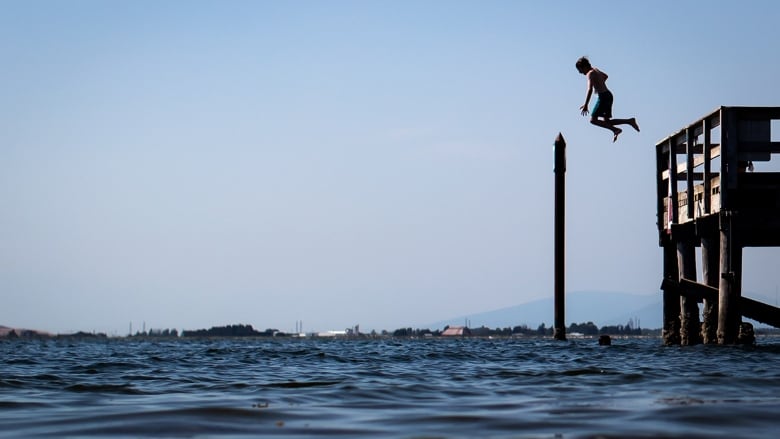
[1,337,779,438]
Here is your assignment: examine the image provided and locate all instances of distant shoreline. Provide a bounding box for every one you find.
[4,331,780,341]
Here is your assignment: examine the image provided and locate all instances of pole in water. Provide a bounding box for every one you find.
[553,133,567,341]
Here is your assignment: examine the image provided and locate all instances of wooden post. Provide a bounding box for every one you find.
[701,230,719,344]
[553,133,566,341]
[685,127,695,222]
[662,241,681,345]
[677,241,701,345]
[718,213,742,344]
[668,138,679,228]
[702,117,712,215]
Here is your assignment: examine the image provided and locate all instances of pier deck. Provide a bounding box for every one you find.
[655,106,780,344]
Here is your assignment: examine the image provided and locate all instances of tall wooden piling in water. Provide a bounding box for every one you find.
[677,241,701,345]
[553,133,566,341]
[718,213,742,344]
[700,224,719,344]
[656,107,780,344]
[661,243,681,345]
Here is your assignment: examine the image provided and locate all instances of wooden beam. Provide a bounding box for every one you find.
[656,141,669,240]
[655,141,669,245]
[729,106,780,120]
[661,278,780,328]
[660,145,721,180]
[723,108,739,193]
[660,278,710,302]
[703,118,713,215]
[739,141,780,154]
[661,172,713,183]
[742,296,780,328]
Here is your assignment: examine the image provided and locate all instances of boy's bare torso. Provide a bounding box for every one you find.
[586,68,609,93]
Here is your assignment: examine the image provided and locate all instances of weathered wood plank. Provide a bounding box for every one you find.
[660,145,721,180]
[739,141,780,153]
[663,278,780,328]
[729,106,780,120]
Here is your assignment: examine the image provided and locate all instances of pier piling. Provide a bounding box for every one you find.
[717,213,742,344]
[553,133,566,341]
[677,241,701,345]
[700,225,719,344]
[662,242,681,345]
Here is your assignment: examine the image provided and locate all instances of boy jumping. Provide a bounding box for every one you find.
[576,56,639,142]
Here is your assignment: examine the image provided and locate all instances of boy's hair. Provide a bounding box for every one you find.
[575,56,591,72]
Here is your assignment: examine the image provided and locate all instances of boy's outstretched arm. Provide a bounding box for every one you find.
[580,82,592,116]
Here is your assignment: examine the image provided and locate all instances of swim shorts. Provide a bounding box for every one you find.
[592,91,613,119]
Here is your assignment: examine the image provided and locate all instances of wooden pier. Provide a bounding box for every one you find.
[656,106,780,345]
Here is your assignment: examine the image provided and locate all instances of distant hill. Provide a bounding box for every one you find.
[0,325,53,338]
[426,291,662,330]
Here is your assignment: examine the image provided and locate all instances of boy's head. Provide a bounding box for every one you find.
[575,56,591,74]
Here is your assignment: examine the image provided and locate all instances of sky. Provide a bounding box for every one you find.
[3,0,780,335]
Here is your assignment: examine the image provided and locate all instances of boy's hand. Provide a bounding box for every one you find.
[580,105,589,116]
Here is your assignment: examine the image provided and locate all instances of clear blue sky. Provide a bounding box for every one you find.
[3,1,780,335]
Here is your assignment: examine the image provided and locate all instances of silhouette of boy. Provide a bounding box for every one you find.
[576,56,640,142]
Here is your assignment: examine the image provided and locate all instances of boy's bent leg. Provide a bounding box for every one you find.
[612,118,640,132]
[612,127,622,142]
[590,119,622,142]
[590,118,620,134]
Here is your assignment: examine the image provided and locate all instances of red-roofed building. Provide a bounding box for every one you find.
[441,326,471,336]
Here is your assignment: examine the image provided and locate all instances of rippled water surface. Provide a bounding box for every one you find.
[2,337,779,438]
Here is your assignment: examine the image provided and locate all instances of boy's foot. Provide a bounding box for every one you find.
[630,118,640,132]
[613,128,622,143]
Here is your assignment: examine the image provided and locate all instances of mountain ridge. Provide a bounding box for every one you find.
[425,291,662,330]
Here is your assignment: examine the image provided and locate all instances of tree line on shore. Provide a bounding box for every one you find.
[5,321,779,340]
[129,320,650,338]
[392,320,648,337]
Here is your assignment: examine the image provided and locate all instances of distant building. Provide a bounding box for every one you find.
[441,326,471,336]
[317,330,347,337]
[469,326,494,337]
[317,325,360,338]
